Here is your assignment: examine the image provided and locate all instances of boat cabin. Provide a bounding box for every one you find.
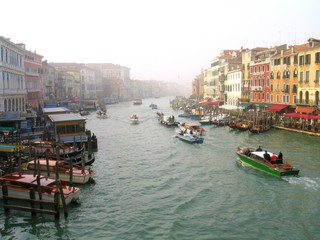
[48,113,88,143]
[43,107,71,126]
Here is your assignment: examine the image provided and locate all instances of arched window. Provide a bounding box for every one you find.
[315,91,319,106]
[299,91,303,104]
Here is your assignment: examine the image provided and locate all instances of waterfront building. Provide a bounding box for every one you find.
[205,57,219,100]
[249,47,279,109]
[41,61,56,103]
[269,38,320,109]
[192,70,204,100]
[86,63,131,101]
[218,50,241,102]
[296,38,320,106]
[17,44,43,110]
[0,37,26,113]
[225,67,242,106]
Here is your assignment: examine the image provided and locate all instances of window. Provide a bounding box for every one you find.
[300,72,303,83]
[316,70,320,83]
[299,56,304,65]
[276,70,280,79]
[294,55,298,64]
[292,84,297,93]
[316,52,320,63]
[270,71,274,79]
[283,56,291,65]
[293,68,298,78]
[306,54,311,65]
[306,71,310,83]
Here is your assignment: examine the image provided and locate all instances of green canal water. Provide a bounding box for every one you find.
[1,96,319,239]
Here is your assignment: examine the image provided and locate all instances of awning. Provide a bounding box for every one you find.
[0,127,18,134]
[295,107,314,114]
[238,103,252,109]
[284,113,320,120]
[266,104,289,112]
[253,103,272,108]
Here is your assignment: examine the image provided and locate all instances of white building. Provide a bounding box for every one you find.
[0,36,26,112]
[226,68,242,106]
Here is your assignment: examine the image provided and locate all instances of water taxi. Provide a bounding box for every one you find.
[236,147,299,177]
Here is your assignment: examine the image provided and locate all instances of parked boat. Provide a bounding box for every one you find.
[199,116,213,125]
[175,132,204,144]
[249,125,271,133]
[22,159,95,184]
[236,147,299,177]
[130,114,139,124]
[158,115,180,127]
[235,122,250,131]
[178,122,206,135]
[0,172,80,206]
[23,141,95,166]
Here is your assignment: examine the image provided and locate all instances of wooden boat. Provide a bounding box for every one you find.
[178,122,206,135]
[158,115,180,127]
[249,125,271,133]
[175,132,204,144]
[235,122,250,131]
[24,141,95,166]
[236,147,299,177]
[199,116,213,125]
[130,115,139,124]
[0,172,80,206]
[22,159,95,184]
[133,98,142,105]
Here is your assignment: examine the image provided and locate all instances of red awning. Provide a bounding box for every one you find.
[266,104,288,112]
[295,107,314,114]
[284,113,320,120]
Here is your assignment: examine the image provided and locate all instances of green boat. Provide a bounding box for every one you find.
[236,147,299,177]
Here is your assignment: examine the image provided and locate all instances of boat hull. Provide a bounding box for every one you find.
[0,172,80,206]
[175,134,204,144]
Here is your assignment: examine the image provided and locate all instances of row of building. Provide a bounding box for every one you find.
[192,37,320,112]
[0,35,186,133]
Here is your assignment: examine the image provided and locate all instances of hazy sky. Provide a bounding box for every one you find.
[2,0,320,82]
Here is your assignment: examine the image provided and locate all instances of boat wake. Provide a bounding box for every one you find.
[283,176,320,190]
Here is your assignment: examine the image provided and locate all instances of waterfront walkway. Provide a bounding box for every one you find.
[273,125,320,137]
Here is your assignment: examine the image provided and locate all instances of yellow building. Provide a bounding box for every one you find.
[270,38,320,107]
[296,38,320,106]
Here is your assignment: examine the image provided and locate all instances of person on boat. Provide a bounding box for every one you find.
[256,145,262,151]
[195,130,201,139]
[271,153,278,163]
[263,150,271,162]
[277,151,283,164]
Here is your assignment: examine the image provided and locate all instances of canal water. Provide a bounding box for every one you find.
[1,96,320,240]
